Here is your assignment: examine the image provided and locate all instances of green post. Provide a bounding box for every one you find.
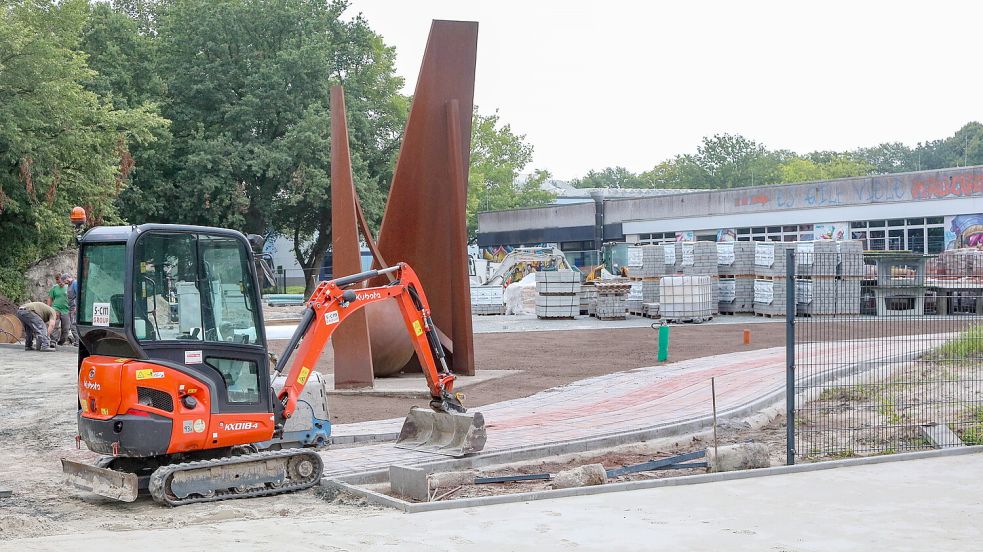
[657,323,670,362]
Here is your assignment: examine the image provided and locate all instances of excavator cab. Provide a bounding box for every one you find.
[73,226,282,448]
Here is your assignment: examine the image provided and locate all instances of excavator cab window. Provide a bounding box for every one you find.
[133,232,260,344]
[78,243,126,327]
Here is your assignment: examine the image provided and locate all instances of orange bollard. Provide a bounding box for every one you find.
[743,328,751,345]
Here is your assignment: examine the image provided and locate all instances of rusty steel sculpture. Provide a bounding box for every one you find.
[329,20,478,387]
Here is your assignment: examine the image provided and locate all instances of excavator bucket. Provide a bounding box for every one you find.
[394,407,487,457]
[61,459,139,502]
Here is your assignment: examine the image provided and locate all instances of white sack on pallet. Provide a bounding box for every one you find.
[504,272,537,315]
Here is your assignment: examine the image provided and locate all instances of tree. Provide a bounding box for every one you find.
[854,142,915,174]
[467,109,554,240]
[571,166,649,189]
[779,154,872,183]
[0,0,164,300]
[113,0,407,295]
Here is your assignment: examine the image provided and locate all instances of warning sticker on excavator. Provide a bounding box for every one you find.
[412,320,423,336]
[324,311,340,325]
[135,369,164,380]
[297,366,310,385]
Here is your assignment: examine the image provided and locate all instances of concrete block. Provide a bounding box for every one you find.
[921,423,965,448]
[390,465,429,502]
[551,463,608,490]
[706,443,771,473]
[428,470,476,489]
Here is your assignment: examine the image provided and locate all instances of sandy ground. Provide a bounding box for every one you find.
[0,344,379,541]
[7,452,983,551]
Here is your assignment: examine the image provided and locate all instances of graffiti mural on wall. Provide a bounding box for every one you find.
[814,223,847,241]
[946,214,983,249]
[676,231,695,242]
[716,228,736,242]
[728,170,983,212]
[911,173,983,201]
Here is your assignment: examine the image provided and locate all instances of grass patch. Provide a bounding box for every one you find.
[960,406,983,445]
[928,325,983,360]
[819,385,877,402]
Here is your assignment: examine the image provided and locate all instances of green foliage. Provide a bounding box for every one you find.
[95,0,406,294]
[576,122,983,191]
[929,325,983,360]
[959,407,983,445]
[818,384,876,402]
[0,0,165,300]
[468,109,554,239]
[572,166,649,189]
[780,154,873,183]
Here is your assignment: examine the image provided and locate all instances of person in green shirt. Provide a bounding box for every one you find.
[47,275,72,346]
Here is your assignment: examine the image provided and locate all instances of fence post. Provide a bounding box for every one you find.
[785,247,795,465]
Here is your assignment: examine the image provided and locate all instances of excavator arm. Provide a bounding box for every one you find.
[273,263,465,423]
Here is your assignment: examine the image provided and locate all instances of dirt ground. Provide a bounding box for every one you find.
[273,322,788,424]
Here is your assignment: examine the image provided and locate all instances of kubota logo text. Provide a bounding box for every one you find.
[221,422,259,431]
[356,292,381,301]
[83,381,101,391]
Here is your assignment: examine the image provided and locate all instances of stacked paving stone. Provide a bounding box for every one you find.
[837,240,863,315]
[579,282,595,315]
[643,244,676,277]
[626,281,644,314]
[593,281,631,320]
[681,242,719,314]
[753,242,795,316]
[795,241,836,316]
[535,270,581,319]
[717,242,755,313]
[625,246,646,278]
[470,285,505,315]
[660,275,714,322]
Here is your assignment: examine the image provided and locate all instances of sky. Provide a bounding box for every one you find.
[345,1,983,181]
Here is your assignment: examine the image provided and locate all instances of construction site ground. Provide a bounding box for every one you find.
[0,316,975,546]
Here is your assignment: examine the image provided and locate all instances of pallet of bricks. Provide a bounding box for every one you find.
[681,241,719,314]
[579,281,596,315]
[536,270,581,319]
[625,246,645,315]
[594,281,631,320]
[795,240,863,316]
[470,285,505,315]
[753,242,795,317]
[717,242,755,314]
[629,244,675,319]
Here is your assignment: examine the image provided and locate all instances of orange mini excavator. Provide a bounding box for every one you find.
[62,219,485,505]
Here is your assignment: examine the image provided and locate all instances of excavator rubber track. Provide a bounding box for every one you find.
[149,449,323,507]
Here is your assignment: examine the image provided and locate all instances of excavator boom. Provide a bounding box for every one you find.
[273,263,486,457]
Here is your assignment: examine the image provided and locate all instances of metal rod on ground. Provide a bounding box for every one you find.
[604,450,706,478]
[711,377,719,463]
[474,473,552,484]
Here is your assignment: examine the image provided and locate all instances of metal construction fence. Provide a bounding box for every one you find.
[787,248,983,463]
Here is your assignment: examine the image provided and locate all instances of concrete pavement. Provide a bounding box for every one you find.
[9,451,982,551]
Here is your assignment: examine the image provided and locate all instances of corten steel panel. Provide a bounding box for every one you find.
[445,99,475,376]
[330,86,375,388]
[369,20,478,376]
